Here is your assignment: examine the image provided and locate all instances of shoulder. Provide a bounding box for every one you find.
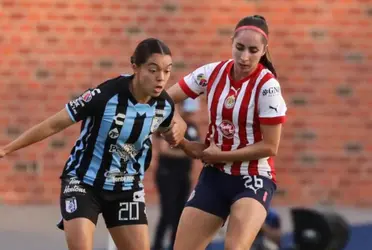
[158,90,175,107]
[197,60,230,76]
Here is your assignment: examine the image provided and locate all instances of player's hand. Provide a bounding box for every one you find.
[201,137,222,164]
[0,149,6,159]
[161,116,187,147]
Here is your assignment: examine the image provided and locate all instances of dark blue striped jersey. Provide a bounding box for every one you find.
[62,75,174,191]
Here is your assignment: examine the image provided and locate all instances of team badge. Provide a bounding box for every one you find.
[219,120,235,139]
[150,116,164,132]
[224,95,236,109]
[81,90,93,102]
[196,73,207,87]
[65,197,77,213]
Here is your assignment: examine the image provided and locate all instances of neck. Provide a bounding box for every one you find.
[130,77,151,103]
[232,65,255,82]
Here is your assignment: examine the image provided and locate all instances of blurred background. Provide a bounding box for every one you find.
[0,0,371,249]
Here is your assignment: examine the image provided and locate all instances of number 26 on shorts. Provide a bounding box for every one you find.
[242,175,263,194]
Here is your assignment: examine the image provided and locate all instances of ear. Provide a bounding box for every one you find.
[262,44,268,56]
[131,63,139,74]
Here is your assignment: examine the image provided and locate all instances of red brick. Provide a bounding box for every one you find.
[0,0,371,207]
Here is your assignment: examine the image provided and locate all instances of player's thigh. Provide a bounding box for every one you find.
[63,218,96,250]
[225,175,276,250]
[225,198,267,250]
[109,224,150,250]
[102,189,149,250]
[60,177,101,250]
[174,207,224,250]
[174,168,227,250]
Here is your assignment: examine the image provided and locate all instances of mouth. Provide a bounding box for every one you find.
[239,63,251,69]
[154,86,163,93]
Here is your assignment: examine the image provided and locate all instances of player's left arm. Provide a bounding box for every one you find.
[202,78,287,163]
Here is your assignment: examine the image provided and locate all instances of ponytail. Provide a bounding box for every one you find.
[259,49,277,77]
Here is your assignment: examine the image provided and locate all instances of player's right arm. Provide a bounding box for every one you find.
[0,79,109,158]
[177,139,206,159]
[0,109,74,158]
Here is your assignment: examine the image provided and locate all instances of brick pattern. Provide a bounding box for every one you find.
[0,0,371,206]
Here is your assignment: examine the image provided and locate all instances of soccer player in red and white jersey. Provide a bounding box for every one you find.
[163,15,287,250]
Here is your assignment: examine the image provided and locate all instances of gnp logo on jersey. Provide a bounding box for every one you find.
[219,120,235,139]
[196,73,207,87]
[262,87,280,97]
[224,95,236,109]
[65,197,78,213]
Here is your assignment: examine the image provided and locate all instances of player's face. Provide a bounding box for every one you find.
[136,53,172,97]
[232,29,267,76]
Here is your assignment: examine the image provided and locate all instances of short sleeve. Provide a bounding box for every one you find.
[65,88,103,123]
[258,78,287,125]
[178,62,220,99]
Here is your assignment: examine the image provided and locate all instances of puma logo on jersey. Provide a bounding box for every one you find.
[269,105,278,113]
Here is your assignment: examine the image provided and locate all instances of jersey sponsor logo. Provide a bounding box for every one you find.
[109,143,138,163]
[104,169,135,183]
[109,128,120,139]
[196,73,208,87]
[63,185,86,194]
[65,197,78,213]
[63,177,87,194]
[113,113,126,126]
[262,86,280,97]
[224,95,236,109]
[219,120,235,139]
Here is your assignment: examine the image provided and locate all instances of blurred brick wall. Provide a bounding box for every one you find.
[0,0,371,206]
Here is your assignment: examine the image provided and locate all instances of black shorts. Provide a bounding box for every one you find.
[186,167,276,221]
[58,176,147,230]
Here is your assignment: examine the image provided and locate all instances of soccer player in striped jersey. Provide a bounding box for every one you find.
[0,38,182,250]
[163,15,288,250]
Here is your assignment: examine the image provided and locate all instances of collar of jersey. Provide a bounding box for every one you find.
[121,74,157,107]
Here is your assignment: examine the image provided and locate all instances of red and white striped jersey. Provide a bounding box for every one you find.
[178,60,287,182]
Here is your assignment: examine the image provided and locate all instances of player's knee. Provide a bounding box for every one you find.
[66,240,91,250]
[224,238,251,250]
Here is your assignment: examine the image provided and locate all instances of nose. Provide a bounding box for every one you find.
[157,71,165,81]
[240,49,250,61]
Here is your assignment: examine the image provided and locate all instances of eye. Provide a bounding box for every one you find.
[249,48,259,54]
[236,45,244,51]
[149,68,157,73]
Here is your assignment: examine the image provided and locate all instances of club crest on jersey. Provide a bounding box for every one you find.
[219,120,235,139]
[196,73,207,87]
[224,95,236,109]
[151,117,163,132]
[65,197,77,213]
